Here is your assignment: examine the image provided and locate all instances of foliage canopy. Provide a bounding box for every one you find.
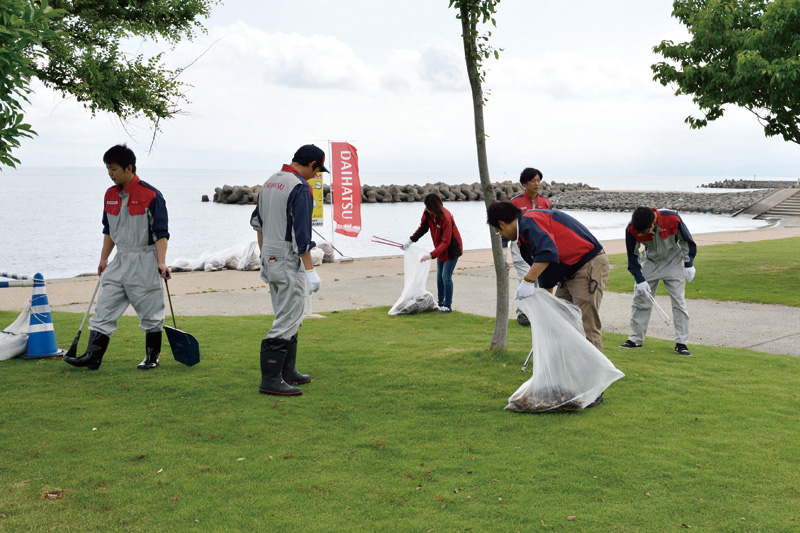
[652,0,800,146]
[0,0,217,168]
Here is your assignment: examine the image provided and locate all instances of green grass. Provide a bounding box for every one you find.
[606,236,800,306]
[2,308,799,531]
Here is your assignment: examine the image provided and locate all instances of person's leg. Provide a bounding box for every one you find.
[628,278,658,345]
[440,258,458,309]
[663,277,689,345]
[563,253,609,352]
[436,260,445,307]
[260,251,305,395]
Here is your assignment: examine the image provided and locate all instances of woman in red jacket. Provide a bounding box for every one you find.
[405,194,463,313]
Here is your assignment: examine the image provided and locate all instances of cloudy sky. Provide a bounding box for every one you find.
[15,0,799,182]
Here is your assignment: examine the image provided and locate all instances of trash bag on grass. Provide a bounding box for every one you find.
[1,299,31,361]
[506,291,624,413]
[388,245,438,315]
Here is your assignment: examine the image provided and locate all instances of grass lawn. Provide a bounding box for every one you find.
[606,236,800,307]
[2,306,799,531]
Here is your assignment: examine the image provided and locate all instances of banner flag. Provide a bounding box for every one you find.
[310,173,324,227]
[331,142,362,237]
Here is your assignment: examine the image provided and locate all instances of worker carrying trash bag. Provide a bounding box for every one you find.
[506,293,625,413]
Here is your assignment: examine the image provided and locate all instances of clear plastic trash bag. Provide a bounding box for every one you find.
[388,245,438,315]
[506,291,624,413]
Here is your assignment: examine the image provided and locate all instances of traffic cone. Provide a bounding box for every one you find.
[20,273,66,359]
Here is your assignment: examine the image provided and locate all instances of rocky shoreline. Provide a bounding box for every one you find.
[208,180,778,215]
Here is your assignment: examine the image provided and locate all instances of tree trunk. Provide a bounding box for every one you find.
[459,4,509,349]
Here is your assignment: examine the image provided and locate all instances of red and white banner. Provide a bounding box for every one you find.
[331,142,362,237]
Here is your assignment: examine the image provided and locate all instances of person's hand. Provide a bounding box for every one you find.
[515,280,537,300]
[97,258,108,276]
[634,280,651,296]
[305,269,321,293]
[159,264,171,280]
[402,240,413,250]
[685,266,696,282]
[420,253,432,262]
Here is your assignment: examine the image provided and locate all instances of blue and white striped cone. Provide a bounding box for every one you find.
[21,273,66,359]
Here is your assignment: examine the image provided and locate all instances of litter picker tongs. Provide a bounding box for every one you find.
[371,235,404,249]
[646,291,672,325]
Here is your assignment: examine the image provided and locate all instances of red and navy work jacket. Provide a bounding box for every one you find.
[102,175,169,246]
[502,192,552,247]
[410,207,463,262]
[517,209,603,289]
[625,208,696,284]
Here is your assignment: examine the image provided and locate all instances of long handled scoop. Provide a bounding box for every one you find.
[63,276,102,359]
[163,277,200,366]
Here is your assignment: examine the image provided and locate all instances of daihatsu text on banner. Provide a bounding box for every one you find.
[331,142,361,237]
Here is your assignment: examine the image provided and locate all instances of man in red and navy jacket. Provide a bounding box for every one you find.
[620,207,697,356]
[506,167,552,326]
[488,201,610,352]
[64,144,170,372]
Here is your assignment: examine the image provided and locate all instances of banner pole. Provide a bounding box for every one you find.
[328,139,335,248]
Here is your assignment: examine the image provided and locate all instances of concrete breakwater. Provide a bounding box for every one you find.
[209,180,596,205]
[548,189,774,214]
[208,181,773,214]
[701,179,799,189]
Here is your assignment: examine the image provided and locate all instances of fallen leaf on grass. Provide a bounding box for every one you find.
[131,454,147,461]
[156,469,163,474]
[237,458,245,461]
[41,489,65,501]
[567,516,576,521]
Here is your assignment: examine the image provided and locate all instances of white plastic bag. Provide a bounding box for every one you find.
[1,299,31,361]
[506,291,624,412]
[388,245,438,315]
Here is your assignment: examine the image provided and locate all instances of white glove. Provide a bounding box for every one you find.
[305,269,321,293]
[685,266,696,282]
[515,280,537,300]
[634,280,651,296]
[402,240,413,250]
[420,253,432,262]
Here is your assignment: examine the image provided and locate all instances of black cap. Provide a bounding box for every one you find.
[293,144,329,173]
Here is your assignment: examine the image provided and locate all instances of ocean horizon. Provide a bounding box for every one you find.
[0,166,775,280]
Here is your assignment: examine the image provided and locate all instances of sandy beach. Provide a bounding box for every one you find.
[3,225,800,357]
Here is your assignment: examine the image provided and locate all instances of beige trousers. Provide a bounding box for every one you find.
[555,251,610,352]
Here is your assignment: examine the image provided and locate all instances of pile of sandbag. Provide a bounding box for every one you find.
[171,240,336,273]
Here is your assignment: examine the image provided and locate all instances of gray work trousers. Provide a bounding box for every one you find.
[629,268,690,345]
[90,247,165,336]
[261,242,306,341]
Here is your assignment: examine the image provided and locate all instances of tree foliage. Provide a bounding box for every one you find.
[450,0,509,349]
[0,0,65,167]
[652,0,800,146]
[0,0,217,168]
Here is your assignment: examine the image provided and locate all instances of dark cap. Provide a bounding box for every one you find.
[293,144,329,173]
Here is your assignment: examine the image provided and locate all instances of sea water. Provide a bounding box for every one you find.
[0,167,771,280]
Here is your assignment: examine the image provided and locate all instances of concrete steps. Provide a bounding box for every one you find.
[755,189,800,219]
[734,188,800,219]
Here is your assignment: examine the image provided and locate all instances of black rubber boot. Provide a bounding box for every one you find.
[63,330,110,370]
[138,330,162,370]
[283,334,311,385]
[259,339,302,396]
